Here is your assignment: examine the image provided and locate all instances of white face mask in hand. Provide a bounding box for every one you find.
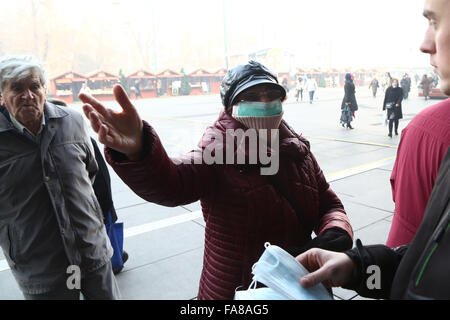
[234,242,332,300]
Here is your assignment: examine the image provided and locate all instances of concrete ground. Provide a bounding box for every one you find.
[0,85,443,300]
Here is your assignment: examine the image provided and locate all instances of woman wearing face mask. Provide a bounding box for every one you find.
[79,60,353,300]
[383,78,404,137]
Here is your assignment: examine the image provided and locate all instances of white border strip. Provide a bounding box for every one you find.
[124,210,202,238]
[325,156,395,182]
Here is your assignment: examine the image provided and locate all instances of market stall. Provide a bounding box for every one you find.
[188,69,212,95]
[49,71,88,103]
[325,68,341,88]
[155,69,183,96]
[127,70,157,99]
[210,68,227,94]
[86,70,119,101]
[306,68,322,85]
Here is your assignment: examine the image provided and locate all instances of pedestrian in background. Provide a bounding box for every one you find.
[383,78,403,137]
[295,77,303,102]
[135,80,142,99]
[400,73,411,99]
[369,77,379,98]
[340,73,358,129]
[305,74,318,104]
[420,74,432,100]
[281,76,289,95]
[382,72,392,92]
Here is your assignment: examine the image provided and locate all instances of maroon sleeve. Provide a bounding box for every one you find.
[104,121,216,207]
[312,153,354,239]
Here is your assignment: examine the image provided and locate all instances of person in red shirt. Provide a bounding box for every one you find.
[386,98,450,247]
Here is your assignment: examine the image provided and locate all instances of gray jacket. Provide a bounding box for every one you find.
[0,102,113,294]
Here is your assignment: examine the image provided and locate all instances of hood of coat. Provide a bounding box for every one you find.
[345,73,353,83]
[197,110,310,164]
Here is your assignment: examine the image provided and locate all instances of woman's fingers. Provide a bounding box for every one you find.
[82,104,103,133]
[79,93,110,119]
[113,84,139,116]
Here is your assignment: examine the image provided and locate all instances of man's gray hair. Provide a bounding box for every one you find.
[0,55,47,93]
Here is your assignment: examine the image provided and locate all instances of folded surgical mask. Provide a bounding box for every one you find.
[234,242,332,300]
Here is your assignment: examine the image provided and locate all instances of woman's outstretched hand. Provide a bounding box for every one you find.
[79,85,144,160]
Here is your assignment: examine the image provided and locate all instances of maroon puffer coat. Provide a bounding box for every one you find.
[105,110,353,300]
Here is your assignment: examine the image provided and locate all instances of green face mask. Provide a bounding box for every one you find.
[233,99,283,117]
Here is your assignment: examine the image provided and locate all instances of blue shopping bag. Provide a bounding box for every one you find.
[105,211,124,274]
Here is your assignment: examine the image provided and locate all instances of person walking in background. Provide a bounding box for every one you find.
[382,72,392,92]
[340,73,358,129]
[305,75,318,104]
[281,77,289,95]
[420,74,432,100]
[295,77,303,102]
[369,77,379,98]
[432,72,439,88]
[80,82,91,95]
[400,73,411,99]
[156,79,162,97]
[386,72,392,84]
[383,78,404,137]
[134,80,142,99]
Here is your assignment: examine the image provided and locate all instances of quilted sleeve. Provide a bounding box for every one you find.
[105,121,216,207]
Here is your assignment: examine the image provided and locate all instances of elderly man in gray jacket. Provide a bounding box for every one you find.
[0,55,120,300]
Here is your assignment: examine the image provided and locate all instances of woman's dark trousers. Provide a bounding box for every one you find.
[388,119,399,135]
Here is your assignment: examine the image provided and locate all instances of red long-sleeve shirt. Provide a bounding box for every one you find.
[387,98,450,247]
